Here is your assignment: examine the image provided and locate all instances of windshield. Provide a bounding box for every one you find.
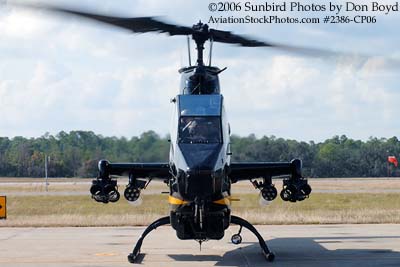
[179,94,221,116]
[179,116,222,144]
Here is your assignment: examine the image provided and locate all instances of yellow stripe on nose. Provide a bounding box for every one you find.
[213,198,231,205]
[168,195,189,205]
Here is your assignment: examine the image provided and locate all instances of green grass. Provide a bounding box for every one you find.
[1,193,400,226]
[233,193,400,224]
[7,194,168,216]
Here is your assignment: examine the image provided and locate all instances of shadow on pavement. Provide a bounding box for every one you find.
[167,235,400,267]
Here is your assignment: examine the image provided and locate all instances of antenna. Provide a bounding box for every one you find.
[209,37,213,66]
[187,35,192,66]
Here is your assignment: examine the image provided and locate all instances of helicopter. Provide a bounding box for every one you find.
[6,2,316,264]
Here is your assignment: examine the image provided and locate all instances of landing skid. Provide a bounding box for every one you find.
[127,215,274,263]
[127,216,170,263]
[230,215,275,262]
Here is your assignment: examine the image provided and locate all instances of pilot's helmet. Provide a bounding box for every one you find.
[188,120,198,134]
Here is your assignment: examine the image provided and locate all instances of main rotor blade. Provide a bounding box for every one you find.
[6,1,399,67]
[210,29,400,70]
[8,2,193,36]
[210,29,338,57]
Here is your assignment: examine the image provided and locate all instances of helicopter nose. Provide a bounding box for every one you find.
[179,143,222,170]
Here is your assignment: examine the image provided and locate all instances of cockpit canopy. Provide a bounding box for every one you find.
[178,95,222,144]
[179,94,221,116]
[179,116,221,144]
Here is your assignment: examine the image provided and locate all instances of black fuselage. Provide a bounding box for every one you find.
[168,66,232,240]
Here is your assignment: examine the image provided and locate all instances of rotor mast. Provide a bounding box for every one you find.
[192,21,210,66]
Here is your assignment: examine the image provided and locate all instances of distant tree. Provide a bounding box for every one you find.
[0,131,398,178]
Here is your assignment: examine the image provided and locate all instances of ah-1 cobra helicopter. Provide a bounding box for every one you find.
[8,2,315,263]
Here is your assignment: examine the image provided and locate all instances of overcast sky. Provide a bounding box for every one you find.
[0,0,399,141]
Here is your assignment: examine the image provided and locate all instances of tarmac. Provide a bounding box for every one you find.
[1,224,400,267]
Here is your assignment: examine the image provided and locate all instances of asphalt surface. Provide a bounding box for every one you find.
[0,224,400,267]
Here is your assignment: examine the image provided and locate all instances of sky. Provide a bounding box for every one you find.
[0,0,399,142]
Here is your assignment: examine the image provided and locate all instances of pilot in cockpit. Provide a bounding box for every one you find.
[180,117,208,143]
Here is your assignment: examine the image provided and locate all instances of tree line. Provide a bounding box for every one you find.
[0,130,399,178]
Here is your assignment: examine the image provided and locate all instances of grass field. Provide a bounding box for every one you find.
[1,193,400,227]
[1,178,400,227]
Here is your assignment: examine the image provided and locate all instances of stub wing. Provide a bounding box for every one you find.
[90,160,171,203]
[228,159,311,202]
[228,161,300,182]
[101,162,171,180]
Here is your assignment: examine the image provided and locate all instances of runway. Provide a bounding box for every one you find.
[1,224,400,266]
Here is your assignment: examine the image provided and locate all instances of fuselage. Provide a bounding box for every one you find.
[168,65,232,240]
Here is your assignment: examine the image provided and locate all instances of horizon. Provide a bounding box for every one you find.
[1,129,399,143]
